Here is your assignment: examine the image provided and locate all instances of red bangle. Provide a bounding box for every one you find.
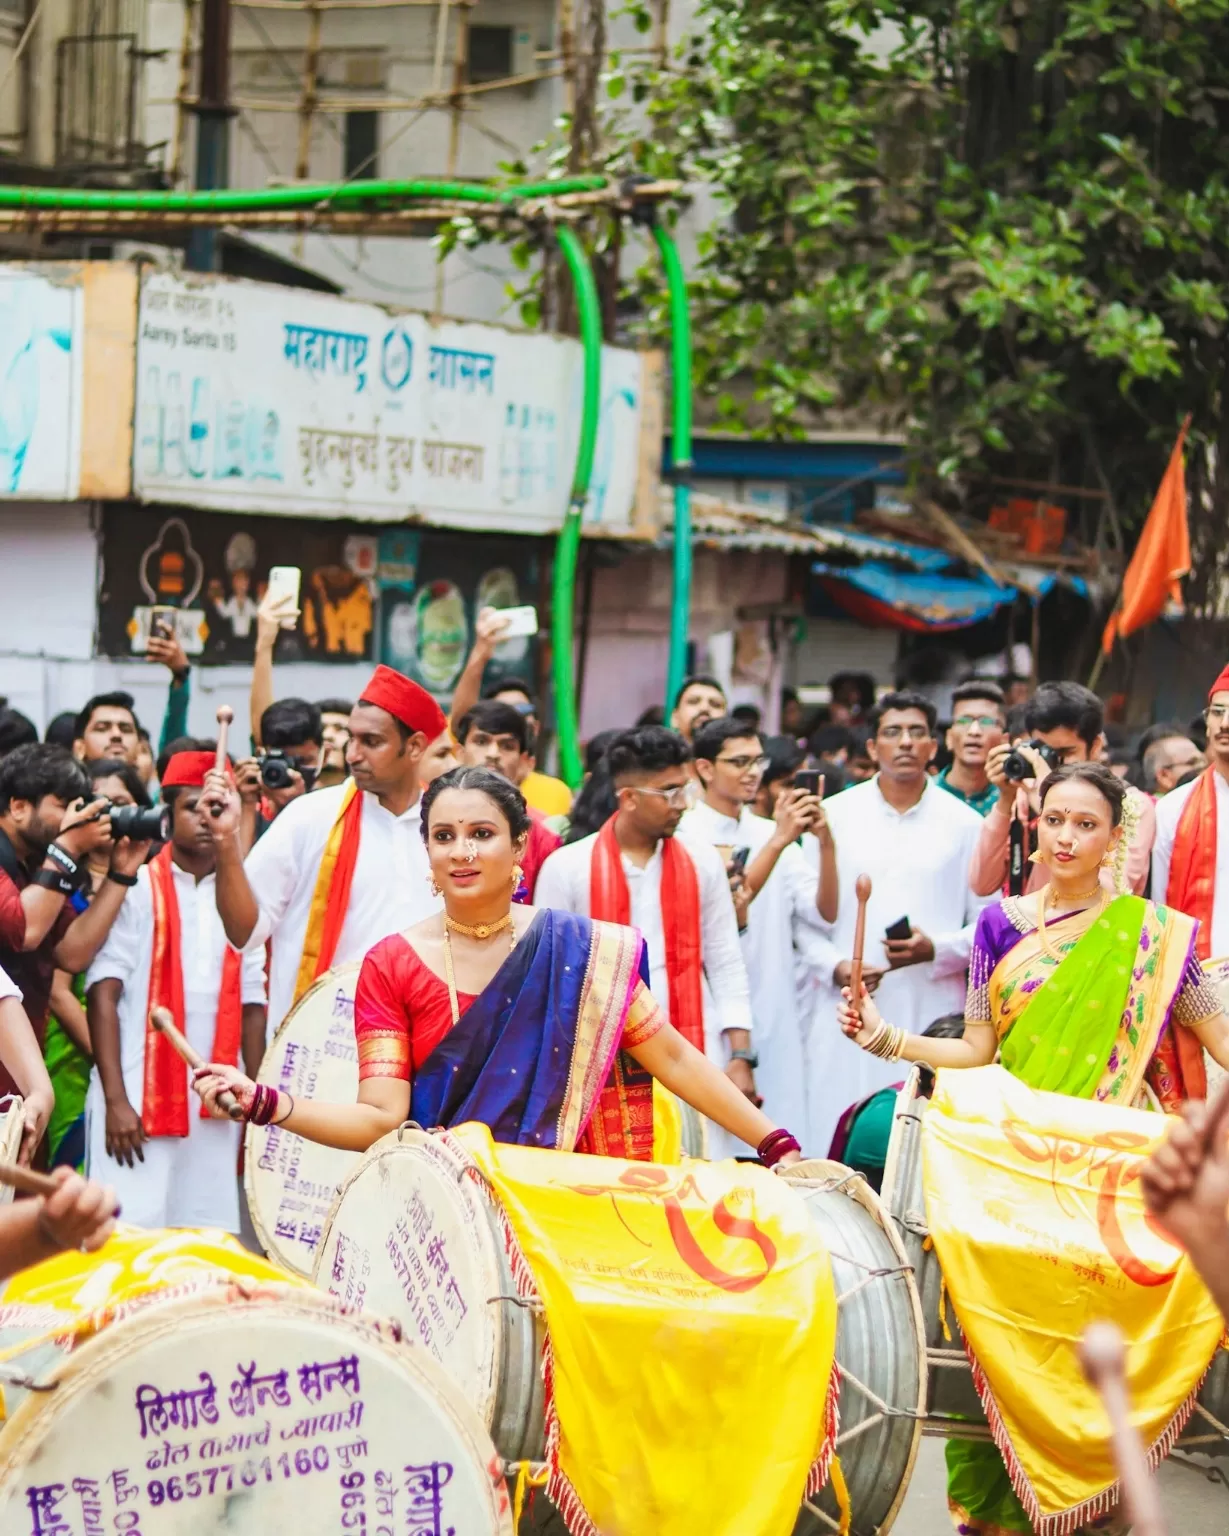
[246,1083,278,1126]
[757,1129,801,1167]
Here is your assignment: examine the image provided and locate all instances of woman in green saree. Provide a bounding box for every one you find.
[837,760,1229,1535]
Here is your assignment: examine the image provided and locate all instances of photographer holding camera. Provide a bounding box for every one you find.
[970,681,1155,898]
[0,745,152,1153]
[44,758,166,1170]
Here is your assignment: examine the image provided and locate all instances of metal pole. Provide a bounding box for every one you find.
[187,0,233,269]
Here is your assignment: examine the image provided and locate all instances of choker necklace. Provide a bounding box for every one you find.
[1039,882,1107,960]
[1047,881,1104,905]
[444,912,513,941]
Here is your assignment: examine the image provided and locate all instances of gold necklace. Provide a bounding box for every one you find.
[441,914,517,1025]
[1038,883,1107,961]
[444,912,514,941]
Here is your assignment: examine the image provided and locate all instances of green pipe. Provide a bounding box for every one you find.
[654,225,694,716]
[0,174,608,213]
[551,223,603,790]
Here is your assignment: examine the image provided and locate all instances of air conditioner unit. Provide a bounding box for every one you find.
[510,26,536,78]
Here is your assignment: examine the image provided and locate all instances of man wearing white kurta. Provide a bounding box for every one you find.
[683,719,839,1139]
[806,692,992,1156]
[534,725,756,1158]
[207,667,446,1038]
[85,756,267,1232]
[1152,665,1229,959]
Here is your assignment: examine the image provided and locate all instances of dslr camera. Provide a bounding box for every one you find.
[259,752,316,791]
[1002,739,1062,783]
[102,801,168,842]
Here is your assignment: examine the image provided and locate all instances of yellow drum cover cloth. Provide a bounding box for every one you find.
[923,1066,1224,1533]
[0,1226,306,1360]
[451,1124,838,1536]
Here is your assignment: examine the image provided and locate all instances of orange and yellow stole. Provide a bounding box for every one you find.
[143,845,242,1137]
[292,780,364,1009]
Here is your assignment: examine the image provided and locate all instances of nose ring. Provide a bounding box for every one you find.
[462,837,478,863]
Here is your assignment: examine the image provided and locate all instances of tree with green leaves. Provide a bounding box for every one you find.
[597,0,1229,608]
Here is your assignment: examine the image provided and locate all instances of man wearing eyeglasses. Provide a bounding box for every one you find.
[1154,664,1229,963]
[935,681,1007,816]
[684,717,838,1147]
[534,725,755,1147]
[807,691,993,1155]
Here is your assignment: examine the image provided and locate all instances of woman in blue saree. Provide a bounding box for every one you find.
[194,767,802,1168]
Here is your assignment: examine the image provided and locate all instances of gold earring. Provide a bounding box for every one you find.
[429,876,441,897]
[1028,850,1044,865]
[511,864,525,889]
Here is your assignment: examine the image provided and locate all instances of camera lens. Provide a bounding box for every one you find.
[109,804,169,842]
[1002,749,1031,782]
[260,754,294,791]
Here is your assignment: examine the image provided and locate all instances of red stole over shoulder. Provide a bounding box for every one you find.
[589,817,705,1053]
[1163,766,1217,1101]
[1168,767,1219,961]
[144,844,243,1137]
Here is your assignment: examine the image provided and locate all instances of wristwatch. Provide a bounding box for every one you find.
[729,1049,759,1069]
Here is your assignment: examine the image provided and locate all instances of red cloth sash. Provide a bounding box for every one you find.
[143,844,243,1137]
[1168,767,1218,962]
[1162,766,1218,1101]
[590,817,705,1053]
[295,781,365,1005]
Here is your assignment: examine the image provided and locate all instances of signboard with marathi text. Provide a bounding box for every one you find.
[133,271,659,536]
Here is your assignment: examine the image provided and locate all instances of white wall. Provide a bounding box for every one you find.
[578,546,789,735]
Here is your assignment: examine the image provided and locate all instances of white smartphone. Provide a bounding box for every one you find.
[497,604,539,640]
[266,566,302,628]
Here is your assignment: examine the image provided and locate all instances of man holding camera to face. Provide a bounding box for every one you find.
[0,745,152,1152]
[235,698,327,839]
[970,680,1155,898]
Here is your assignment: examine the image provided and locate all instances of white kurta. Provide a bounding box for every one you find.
[805,777,993,1156]
[243,783,441,1036]
[85,861,267,1232]
[535,826,755,1159]
[683,802,839,1139]
[1153,771,1229,958]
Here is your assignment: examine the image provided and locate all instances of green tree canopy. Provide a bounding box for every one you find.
[607,0,1229,603]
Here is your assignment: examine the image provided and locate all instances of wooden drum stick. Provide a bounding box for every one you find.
[151,1007,245,1122]
[0,1162,60,1198]
[849,873,873,1004]
[210,705,234,818]
[1079,1322,1167,1536]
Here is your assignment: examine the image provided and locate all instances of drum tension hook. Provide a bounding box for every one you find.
[487,1292,544,1314]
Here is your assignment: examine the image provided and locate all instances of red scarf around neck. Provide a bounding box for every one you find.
[144,844,243,1137]
[589,816,705,1053]
[1163,766,1217,1102]
[1168,766,1219,962]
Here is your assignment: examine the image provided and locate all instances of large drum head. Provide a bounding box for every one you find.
[314,1129,544,1462]
[245,964,362,1277]
[0,1289,512,1535]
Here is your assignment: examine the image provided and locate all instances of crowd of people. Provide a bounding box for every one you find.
[2,596,1229,1530]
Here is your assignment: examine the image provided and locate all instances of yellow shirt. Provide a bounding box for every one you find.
[521,769,572,817]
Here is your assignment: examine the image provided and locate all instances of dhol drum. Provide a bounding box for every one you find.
[314,1132,925,1536]
[0,1228,512,1535]
[0,1098,21,1205]
[881,1067,1229,1454]
[245,963,361,1277]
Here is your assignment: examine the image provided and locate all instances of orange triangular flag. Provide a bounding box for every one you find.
[1102,417,1191,653]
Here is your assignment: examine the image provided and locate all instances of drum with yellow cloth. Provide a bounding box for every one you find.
[245,963,362,1277]
[0,1226,512,1534]
[883,1066,1229,1464]
[314,1126,922,1536]
[651,1080,707,1161]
